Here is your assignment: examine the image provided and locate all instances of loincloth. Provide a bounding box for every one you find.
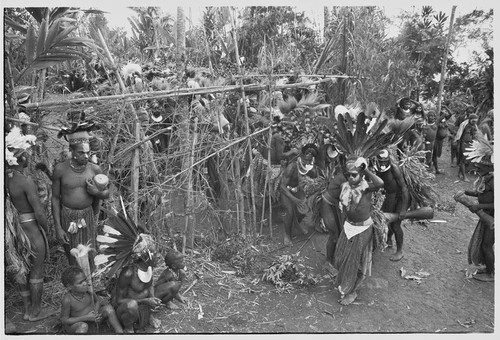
[343,218,373,240]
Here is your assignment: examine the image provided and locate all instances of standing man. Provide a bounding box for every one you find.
[334,156,384,305]
[375,149,409,261]
[52,124,109,265]
[5,126,56,321]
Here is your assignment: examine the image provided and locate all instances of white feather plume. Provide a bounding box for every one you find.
[122,63,142,78]
[103,224,122,236]
[96,235,119,244]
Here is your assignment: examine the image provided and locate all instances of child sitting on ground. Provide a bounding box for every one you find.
[154,249,188,309]
[60,266,123,334]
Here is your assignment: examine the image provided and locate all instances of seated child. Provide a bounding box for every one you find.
[60,266,123,334]
[154,249,188,309]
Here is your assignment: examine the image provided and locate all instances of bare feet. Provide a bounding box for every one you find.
[473,273,494,282]
[27,307,58,322]
[124,327,135,333]
[339,291,357,305]
[390,252,404,261]
[284,235,293,246]
[166,301,179,309]
[475,268,488,274]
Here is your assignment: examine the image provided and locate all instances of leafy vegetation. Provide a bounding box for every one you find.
[262,252,320,293]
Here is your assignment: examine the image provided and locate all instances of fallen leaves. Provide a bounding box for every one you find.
[400,267,431,284]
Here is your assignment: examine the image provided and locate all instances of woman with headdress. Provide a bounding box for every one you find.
[334,156,384,305]
[328,109,412,304]
[5,126,57,321]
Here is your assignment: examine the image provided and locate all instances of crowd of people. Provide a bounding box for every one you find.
[4,94,494,333]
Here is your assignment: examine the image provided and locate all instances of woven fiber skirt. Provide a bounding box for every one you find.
[334,225,373,296]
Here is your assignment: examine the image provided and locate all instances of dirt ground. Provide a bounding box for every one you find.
[3,141,496,336]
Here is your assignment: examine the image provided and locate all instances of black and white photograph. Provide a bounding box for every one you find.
[2,1,496,336]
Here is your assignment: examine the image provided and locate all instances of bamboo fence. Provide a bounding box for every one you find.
[7,45,350,250]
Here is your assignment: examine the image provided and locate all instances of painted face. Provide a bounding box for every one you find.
[345,170,362,186]
[70,272,88,294]
[377,159,391,172]
[71,143,90,166]
[427,114,436,124]
[401,101,411,111]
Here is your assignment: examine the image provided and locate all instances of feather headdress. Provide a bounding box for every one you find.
[278,92,330,115]
[465,131,494,165]
[57,118,98,145]
[5,126,37,165]
[94,204,156,278]
[331,110,409,159]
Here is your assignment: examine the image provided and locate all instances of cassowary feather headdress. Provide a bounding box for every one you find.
[94,204,156,278]
[331,110,410,159]
[57,111,98,145]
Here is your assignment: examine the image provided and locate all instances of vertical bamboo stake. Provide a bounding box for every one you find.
[436,6,457,114]
[267,83,274,238]
[182,118,198,254]
[231,6,257,241]
[97,29,141,224]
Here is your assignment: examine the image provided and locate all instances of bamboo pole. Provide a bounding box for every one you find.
[267,81,274,238]
[97,28,141,224]
[436,6,457,114]
[182,117,198,254]
[5,57,18,115]
[21,78,338,109]
[160,126,270,184]
[4,116,60,131]
[232,6,257,241]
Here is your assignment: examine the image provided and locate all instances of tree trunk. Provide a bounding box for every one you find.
[436,6,457,114]
[323,7,330,40]
[176,7,186,80]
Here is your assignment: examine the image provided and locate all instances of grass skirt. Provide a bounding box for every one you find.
[468,220,485,267]
[61,205,97,251]
[334,226,373,296]
[4,199,34,284]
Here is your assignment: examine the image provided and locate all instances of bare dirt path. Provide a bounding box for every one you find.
[4,142,495,335]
